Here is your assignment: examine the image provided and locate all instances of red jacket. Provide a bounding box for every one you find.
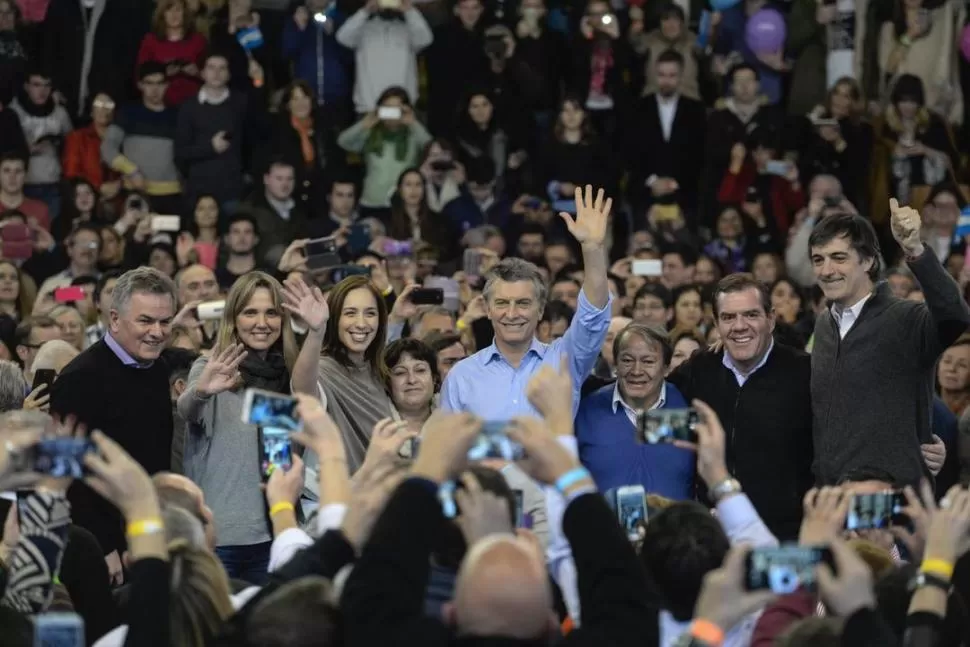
[717,162,805,236]
[62,125,118,189]
[135,33,207,107]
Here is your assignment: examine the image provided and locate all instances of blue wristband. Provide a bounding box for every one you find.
[555,467,591,494]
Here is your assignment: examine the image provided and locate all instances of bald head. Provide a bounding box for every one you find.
[33,340,80,375]
[452,536,554,640]
[153,472,216,550]
[177,264,219,306]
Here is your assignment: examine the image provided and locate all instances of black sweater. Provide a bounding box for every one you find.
[668,344,814,541]
[341,478,652,647]
[49,340,173,556]
[812,251,970,487]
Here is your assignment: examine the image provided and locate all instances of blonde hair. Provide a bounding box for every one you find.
[168,540,234,647]
[212,272,297,372]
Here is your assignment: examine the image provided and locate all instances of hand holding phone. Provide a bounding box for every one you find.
[409,287,444,305]
[242,389,301,478]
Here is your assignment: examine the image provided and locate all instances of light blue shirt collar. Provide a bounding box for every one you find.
[611,381,667,415]
[480,336,548,367]
[104,333,153,369]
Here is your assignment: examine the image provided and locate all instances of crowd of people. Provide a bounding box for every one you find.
[1,0,970,645]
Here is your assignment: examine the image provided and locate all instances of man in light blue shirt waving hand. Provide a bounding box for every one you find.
[440,185,614,419]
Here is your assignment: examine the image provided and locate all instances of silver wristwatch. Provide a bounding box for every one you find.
[709,477,742,504]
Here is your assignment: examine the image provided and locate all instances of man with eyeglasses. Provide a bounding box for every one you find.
[13,315,61,385]
[101,61,183,216]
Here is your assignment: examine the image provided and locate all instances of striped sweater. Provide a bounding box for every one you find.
[101,103,181,196]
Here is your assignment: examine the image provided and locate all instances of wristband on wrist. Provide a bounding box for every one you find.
[690,619,725,647]
[127,519,164,538]
[270,502,296,517]
[921,558,954,580]
[554,467,591,494]
[457,319,468,331]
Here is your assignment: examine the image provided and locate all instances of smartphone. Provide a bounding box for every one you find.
[463,248,483,280]
[467,422,526,461]
[305,236,341,270]
[257,427,293,478]
[814,118,839,128]
[430,159,455,172]
[346,223,371,253]
[638,408,699,444]
[313,11,328,22]
[513,489,526,528]
[195,300,225,321]
[151,215,181,233]
[409,287,444,306]
[745,545,834,593]
[378,0,401,9]
[377,106,403,120]
[31,438,96,478]
[33,612,85,647]
[128,196,145,211]
[383,239,412,257]
[242,389,302,431]
[53,286,86,303]
[632,259,663,277]
[845,491,907,531]
[616,485,647,541]
[32,368,56,393]
[765,160,791,177]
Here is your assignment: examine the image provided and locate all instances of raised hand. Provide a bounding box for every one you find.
[525,354,573,433]
[283,276,330,332]
[559,185,612,249]
[23,383,50,412]
[291,392,346,461]
[388,283,420,326]
[890,197,924,256]
[195,343,247,397]
[799,487,850,546]
[455,471,515,545]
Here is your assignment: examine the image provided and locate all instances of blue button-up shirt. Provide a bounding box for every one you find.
[104,333,153,369]
[439,290,612,418]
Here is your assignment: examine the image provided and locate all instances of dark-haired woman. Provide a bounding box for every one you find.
[285,274,394,474]
[386,168,458,266]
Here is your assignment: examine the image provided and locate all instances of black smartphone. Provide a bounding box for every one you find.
[330,265,372,283]
[346,223,371,253]
[304,236,341,270]
[32,369,56,393]
[637,408,699,444]
[409,287,444,306]
[30,438,96,478]
[467,422,526,461]
[745,544,834,593]
[845,491,906,531]
[430,159,455,172]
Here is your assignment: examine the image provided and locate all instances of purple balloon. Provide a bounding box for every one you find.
[745,8,786,55]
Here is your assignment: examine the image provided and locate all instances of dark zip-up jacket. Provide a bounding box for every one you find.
[668,344,814,541]
[812,251,970,487]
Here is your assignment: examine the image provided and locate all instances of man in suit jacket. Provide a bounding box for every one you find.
[627,49,706,217]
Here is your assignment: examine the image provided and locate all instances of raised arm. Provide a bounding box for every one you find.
[282,277,330,396]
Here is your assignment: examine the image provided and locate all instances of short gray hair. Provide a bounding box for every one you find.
[111,267,177,315]
[0,360,27,412]
[33,340,80,374]
[482,258,548,308]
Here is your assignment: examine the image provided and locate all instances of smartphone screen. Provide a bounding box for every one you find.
[632,259,663,277]
[463,248,483,280]
[258,427,293,478]
[845,491,906,531]
[32,369,56,393]
[765,160,790,177]
[305,237,341,270]
[242,389,301,430]
[33,612,86,647]
[467,422,526,461]
[53,286,86,303]
[745,545,833,593]
[638,408,699,444]
[616,485,647,541]
[32,438,96,478]
[409,288,444,306]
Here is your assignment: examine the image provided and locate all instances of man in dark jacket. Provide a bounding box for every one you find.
[809,203,970,487]
[340,410,652,647]
[668,273,813,540]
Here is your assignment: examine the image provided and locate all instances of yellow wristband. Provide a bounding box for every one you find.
[382,286,393,297]
[126,519,164,538]
[921,558,954,580]
[457,319,468,331]
[270,502,295,517]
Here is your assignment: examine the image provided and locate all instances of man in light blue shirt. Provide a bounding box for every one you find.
[440,186,613,419]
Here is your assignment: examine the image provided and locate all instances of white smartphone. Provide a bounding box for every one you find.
[151,215,181,233]
[632,259,663,277]
[813,118,839,128]
[764,160,791,177]
[195,300,225,321]
[34,612,85,647]
[615,485,647,541]
[377,106,402,120]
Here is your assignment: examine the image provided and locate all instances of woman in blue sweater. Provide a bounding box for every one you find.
[575,322,695,499]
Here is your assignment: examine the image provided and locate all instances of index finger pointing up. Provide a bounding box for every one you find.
[889,198,900,214]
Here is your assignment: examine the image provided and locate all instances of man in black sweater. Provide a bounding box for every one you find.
[49,266,177,586]
[668,273,813,540]
[810,203,970,487]
[340,412,652,647]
